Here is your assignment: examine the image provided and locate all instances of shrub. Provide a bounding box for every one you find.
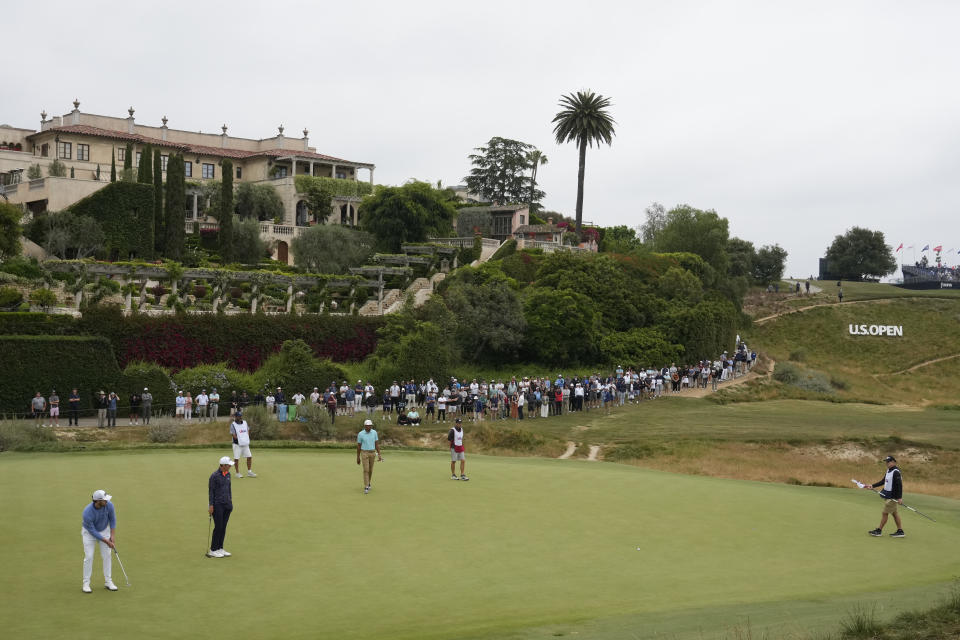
[488,238,517,261]
[172,363,255,396]
[120,362,176,414]
[68,181,155,259]
[147,420,180,443]
[241,404,279,440]
[0,421,58,451]
[773,362,835,394]
[0,286,23,310]
[29,288,58,309]
[0,256,45,280]
[251,339,347,395]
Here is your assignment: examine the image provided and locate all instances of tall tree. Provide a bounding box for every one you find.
[218,159,234,264]
[0,201,23,261]
[825,227,896,280]
[110,148,117,183]
[464,137,544,205]
[163,154,185,260]
[152,148,163,258]
[122,143,133,182]
[137,144,152,184]
[526,149,548,212]
[552,90,616,233]
[291,225,374,273]
[753,244,788,285]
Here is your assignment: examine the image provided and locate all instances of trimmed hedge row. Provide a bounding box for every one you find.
[0,336,125,417]
[0,310,385,373]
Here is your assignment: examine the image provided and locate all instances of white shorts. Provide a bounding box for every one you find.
[233,443,252,459]
[49,407,60,416]
[175,406,184,416]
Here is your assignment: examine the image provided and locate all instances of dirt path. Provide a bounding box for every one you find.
[784,279,823,294]
[587,445,601,461]
[558,441,577,459]
[876,353,960,376]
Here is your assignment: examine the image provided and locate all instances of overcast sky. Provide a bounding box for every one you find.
[8,0,959,277]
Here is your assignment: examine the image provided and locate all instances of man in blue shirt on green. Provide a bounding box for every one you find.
[81,489,117,593]
[356,419,382,494]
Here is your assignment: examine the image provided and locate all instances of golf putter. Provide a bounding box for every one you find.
[204,515,212,558]
[851,479,937,522]
[113,546,131,586]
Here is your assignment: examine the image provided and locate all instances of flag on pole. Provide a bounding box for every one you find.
[922,245,930,251]
[896,243,903,252]
[934,245,942,252]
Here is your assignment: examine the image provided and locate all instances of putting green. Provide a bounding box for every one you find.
[2,449,957,639]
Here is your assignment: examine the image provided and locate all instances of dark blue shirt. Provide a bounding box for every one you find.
[208,469,232,507]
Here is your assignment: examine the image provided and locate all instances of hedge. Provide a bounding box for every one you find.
[0,312,80,335]
[294,175,373,198]
[0,336,124,417]
[69,181,155,259]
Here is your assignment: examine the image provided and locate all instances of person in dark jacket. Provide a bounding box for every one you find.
[862,455,905,538]
[208,456,234,557]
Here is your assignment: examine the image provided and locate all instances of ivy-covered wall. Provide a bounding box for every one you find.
[294,175,373,198]
[69,182,155,259]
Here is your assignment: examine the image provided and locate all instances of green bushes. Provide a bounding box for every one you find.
[294,175,372,199]
[171,363,254,396]
[0,286,23,310]
[69,182,155,259]
[488,238,517,261]
[773,362,835,395]
[0,421,58,451]
[240,405,279,441]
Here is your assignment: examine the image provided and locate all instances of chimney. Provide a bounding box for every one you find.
[302,128,309,151]
[221,124,228,148]
[160,116,168,141]
[71,99,81,125]
[276,124,285,149]
[127,107,135,134]
[40,109,48,131]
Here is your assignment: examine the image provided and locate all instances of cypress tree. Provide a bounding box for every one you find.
[138,144,152,184]
[218,159,234,264]
[164,154,186,260]
[153,148,164,257]
[123,143,133,182]
[110,148,117,182]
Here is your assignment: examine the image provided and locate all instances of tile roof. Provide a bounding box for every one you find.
[28,125,370,165]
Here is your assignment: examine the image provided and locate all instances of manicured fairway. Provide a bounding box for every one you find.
[2,449,957,639]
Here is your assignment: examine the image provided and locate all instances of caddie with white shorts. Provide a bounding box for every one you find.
[81,489,117,593]
[230,410,256,478]
[448,417,468,481]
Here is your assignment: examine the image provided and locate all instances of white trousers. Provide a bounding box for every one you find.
[82,527,112,584]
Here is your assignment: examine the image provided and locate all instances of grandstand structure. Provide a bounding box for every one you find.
[900,263,959,290]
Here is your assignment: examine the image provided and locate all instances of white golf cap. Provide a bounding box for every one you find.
[91,489,112,502]
[143,387,148,391]
[219,456,234,465]
[363,419,373,426]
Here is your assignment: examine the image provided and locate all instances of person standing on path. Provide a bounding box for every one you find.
[209,388,220,421]
[31,391,46,426]
[106,392,118,427]
[140,388,152,425]
[230,410,256,479]
[81,489,117,593]
[48,390,61,427]
[196,389,209,423]
[128,391,140,426]
[838,287,844,303]
[95,391,108,428]
[208,456,234,558]
[68,388,81,426]
[356,419,382,494]
[863,455,905,538]
[448,417,468,481]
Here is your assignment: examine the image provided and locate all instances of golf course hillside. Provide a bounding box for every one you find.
[3,449,958,640]
[739,290,960,407]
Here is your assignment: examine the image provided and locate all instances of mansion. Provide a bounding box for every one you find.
[0,101,375,263]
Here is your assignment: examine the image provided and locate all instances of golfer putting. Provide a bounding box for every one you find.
[860,456,905,538]
[81,489,118,593]
[356,419,382,494]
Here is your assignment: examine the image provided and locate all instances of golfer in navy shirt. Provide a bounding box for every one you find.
[208,456,234,558]
[81,489,117,593]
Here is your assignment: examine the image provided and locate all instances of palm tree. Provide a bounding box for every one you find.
[552,91,615,233]
[526,150,548,213]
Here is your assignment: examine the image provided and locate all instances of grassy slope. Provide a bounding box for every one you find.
[748,296,960,405]
[2,449,958,640]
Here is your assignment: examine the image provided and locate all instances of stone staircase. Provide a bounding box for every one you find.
[356,272,447,316]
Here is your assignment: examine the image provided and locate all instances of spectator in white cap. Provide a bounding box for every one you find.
[208,456,234,558]
[81,489,117,593]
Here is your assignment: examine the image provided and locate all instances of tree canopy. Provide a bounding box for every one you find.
[291,225,374,274]
[235,182,284,221]
[552,90,615,232]
[0,202,23,261]
[358,181,455,252]
[464,136,545,206]
[825,227,896,280]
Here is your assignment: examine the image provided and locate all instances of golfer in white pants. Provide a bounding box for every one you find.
[81,489,117,593]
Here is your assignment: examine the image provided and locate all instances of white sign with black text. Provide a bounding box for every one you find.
[848,324,903,337]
